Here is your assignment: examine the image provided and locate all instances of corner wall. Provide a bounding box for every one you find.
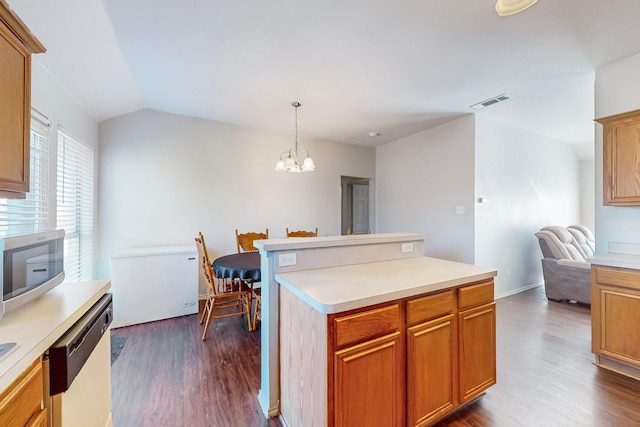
[375,115,476,264]
[474,117,581,297]
[594,53,640,254]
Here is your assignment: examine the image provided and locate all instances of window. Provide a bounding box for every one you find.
[57,129,95,281]
[0,114,50,237]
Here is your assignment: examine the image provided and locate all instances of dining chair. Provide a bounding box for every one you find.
[235,228,268,253]
[195,232,253,340]
[286,227,318,237]
[347,227,371,235]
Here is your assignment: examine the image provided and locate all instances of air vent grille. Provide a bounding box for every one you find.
[470,94,510,110]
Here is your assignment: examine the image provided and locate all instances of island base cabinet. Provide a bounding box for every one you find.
[407,315,456,427]
[278,280,496,427]
[459,302,496,403]
[334,332,403,427]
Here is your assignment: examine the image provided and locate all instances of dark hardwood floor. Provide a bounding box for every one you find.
[111,286,640,427]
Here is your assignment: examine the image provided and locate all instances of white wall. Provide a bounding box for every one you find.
[376,115,476,264]
[594,53,640,254]
[580,158,595,231]
[30,59,100,247]
[97,109,375,287]
[474,117,581,297]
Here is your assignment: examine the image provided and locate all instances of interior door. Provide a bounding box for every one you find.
[351,184,369,234]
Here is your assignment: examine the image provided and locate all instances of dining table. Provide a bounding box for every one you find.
[212,251,262,329]
[212,252,261,282]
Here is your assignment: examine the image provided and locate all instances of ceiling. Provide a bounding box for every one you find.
[9,0,640,157]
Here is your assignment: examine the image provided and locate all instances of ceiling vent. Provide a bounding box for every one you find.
[470,94,510,110]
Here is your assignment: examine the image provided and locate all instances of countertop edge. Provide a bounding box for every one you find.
[589,254,640,270]
[276,258,497,314]
[0,280,111,392]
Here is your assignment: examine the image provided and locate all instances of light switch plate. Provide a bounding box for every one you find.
[402,243,413,253]
[278,253,297,267]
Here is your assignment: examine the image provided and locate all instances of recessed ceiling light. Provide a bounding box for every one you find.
[469,94,510,110]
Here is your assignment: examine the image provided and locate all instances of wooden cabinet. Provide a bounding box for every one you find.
[591,265,640,380]
[334,332,403,427]
[457,281,496,403]
[459,302,496,402]
[0,357,47,427]
[596,109,640,206]
[0,1,45,198]
[332,304,403,427]
[279,279,496,427]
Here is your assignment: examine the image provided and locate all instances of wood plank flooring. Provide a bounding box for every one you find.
[111,286,640,426]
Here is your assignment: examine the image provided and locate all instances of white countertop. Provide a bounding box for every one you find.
[0,280,111,392]
[589,253,640,270]
[275,257,497,314]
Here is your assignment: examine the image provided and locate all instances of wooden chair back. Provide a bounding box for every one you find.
[195,231,253,339]
[235,229,268,253]
[286,227,318,238]
[195,231,220,295]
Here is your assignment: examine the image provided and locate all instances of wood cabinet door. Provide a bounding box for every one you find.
[458,302,496,403]
[598,110,640,206]
[407,314,456,427]
[593,284,640,366]
[334,331,403,427]
[0,19,31,195]
[26,408,47,427]
[0,358,43,427]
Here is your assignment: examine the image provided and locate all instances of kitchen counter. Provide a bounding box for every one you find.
[0,280,111,392]
[589,253,640,270]
[276,256,497,314]
[277,255,498,426]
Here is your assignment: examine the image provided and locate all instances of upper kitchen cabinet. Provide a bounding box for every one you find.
[596,109,640,206]
[0,0,45,198]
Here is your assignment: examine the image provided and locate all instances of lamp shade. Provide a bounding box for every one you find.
[302,156,316,172]
[274,159,286,171]
[495,0,537,16]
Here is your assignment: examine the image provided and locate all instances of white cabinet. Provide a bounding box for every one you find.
[109,245,198,328]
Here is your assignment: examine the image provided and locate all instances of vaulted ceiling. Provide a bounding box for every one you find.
[10,0,640,157]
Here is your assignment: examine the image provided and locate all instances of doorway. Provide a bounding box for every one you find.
[341,176,371,235]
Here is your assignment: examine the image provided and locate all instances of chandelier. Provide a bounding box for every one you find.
[495,0,537,16]
[274,102,315,173]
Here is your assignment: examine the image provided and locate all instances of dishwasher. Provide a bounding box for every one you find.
[43,293,114,427]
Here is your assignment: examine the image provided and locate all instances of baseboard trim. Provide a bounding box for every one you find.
[495,282,543,300]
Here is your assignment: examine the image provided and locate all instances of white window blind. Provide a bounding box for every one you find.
[0,114,50,237]
[57,129,95,281]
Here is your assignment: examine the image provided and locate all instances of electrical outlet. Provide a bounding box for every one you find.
[278,253,297,267]
[402,243,413,253]
[456,205,466,215]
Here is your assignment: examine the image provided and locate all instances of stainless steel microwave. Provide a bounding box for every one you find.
[1,229,65,321]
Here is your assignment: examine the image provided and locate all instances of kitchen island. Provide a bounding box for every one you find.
[255,233,497,426]
[0,280,112,426]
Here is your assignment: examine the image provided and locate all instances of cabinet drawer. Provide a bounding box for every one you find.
[406,290,455,326]
[334,304,400,349]
[0,358,43,427]
[594,266,640,290]
[458,281,494,310]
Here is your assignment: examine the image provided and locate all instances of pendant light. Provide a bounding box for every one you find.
[274,102,315,173]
